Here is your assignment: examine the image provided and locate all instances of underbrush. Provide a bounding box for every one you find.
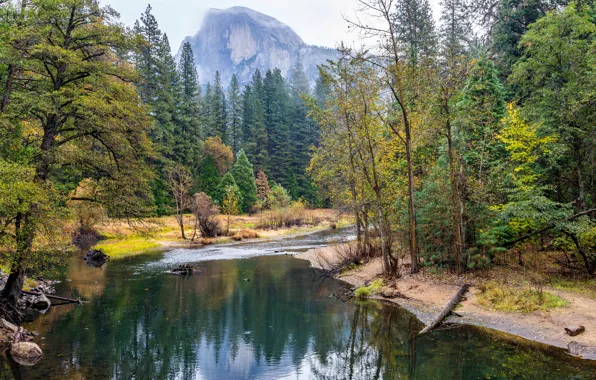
[477,281,568,313]
[355,279,383,298]
[257,202,321,230]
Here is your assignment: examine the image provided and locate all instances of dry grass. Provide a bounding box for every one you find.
[477,281,568,313]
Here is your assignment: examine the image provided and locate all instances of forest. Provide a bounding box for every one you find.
[0,0,594,346]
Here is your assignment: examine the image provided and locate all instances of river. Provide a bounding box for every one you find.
[1,228,595,379]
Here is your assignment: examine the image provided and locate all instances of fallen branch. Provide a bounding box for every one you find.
[22,291,83,305]
[418,284,470,335]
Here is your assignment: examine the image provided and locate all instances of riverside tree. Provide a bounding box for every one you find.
[0,0,154,312]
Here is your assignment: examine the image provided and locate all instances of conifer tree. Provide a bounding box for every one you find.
[244,70,269,172]
[227,75,243,153]
[177,41,202,162]
[196,155,221,199]
[264,69,292,189]
[232,150,258,212]
[211,71,227,143]
[202,82,213,137]
[395,0,438,63]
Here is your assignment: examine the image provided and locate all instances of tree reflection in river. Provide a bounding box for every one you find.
[2,253,596,379]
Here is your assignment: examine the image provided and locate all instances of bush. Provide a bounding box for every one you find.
[355,279,383,298]
[257,201,315,229]
[192,193,221,238]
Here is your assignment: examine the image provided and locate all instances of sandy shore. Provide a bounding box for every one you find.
[296,246,596,360]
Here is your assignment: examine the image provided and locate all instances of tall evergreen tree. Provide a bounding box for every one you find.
[210,71,227,143]
[289,59,318,201]
[227,74,243,153]
[177,41,202,163]
[264,69,292,189]
[232,150,258,212]
[395,0,438,63]
[202,82,213,137]
[133,7,180,158]
[244,70,269,172]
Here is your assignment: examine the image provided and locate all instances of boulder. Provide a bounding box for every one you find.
[84,248,109,267]
[29,293,51,311]
[565,326,586,337]
[10,342,42,366]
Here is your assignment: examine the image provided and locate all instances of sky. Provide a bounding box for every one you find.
[101,0,442,53]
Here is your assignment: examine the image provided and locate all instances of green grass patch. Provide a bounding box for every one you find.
[552,277,596,299]
[478,282,568,313]
[94,235,162,259]
[355,279,383,299]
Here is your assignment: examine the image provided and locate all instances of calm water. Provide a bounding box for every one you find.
[1,229,595,379]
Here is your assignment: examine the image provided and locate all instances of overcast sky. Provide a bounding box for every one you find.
[101,0,442,52]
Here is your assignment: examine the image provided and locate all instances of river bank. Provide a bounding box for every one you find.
[297,246,596,360]
[93,209,350,259]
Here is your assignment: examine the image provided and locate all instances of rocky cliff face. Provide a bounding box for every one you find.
[176,7,337,87]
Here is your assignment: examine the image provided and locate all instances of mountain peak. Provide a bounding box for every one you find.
[178,7,336,86]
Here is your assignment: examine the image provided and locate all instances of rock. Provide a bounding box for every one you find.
[169,264,194,276]
[29,293,51,311]
[10,342,42,366]
[0,318,18,333]
[568,341,585,357]
[380,288,410,299]
[565,326,586,337]
[84,248,109,268]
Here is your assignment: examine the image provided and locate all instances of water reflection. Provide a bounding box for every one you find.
[1,230,595,379]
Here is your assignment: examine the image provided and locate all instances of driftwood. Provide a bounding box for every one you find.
[419,284,470,335]
[22,291,83,305]
[565,326,586,337]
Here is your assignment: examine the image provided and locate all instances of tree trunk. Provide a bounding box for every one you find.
[447,123,464,275]
[179,215,186,240]
[405,124,419,274]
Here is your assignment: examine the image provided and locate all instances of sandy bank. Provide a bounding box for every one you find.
[296,246,596,361]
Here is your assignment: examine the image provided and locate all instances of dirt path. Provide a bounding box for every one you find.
[296,246,596,360]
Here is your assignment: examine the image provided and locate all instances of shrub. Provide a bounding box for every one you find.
[355,279,383,298]
[192,193,221,238]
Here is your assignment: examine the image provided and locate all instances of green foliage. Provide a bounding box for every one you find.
[355,279,383,298]
[231,150,258,212]
[196,155,221,199]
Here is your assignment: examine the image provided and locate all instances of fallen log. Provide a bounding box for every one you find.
[565,326,586,337]
[22,291,83,305]
[418,284,470,335]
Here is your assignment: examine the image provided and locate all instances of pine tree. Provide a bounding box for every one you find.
[216,172,242,206]
[264,69,292,189]
[289,59,317,200]
[196,155,221,199]
[177,41,202,163]
[202,82,213,137]
[211,71,227,143]
[232,150,258,212]
[244,70,269,172]
[227,75,243,153]
[395,0,438,63]
[134,8,181,159]
[439,0,473,60]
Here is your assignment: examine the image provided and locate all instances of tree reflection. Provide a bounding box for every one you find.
[3,255,596,379]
